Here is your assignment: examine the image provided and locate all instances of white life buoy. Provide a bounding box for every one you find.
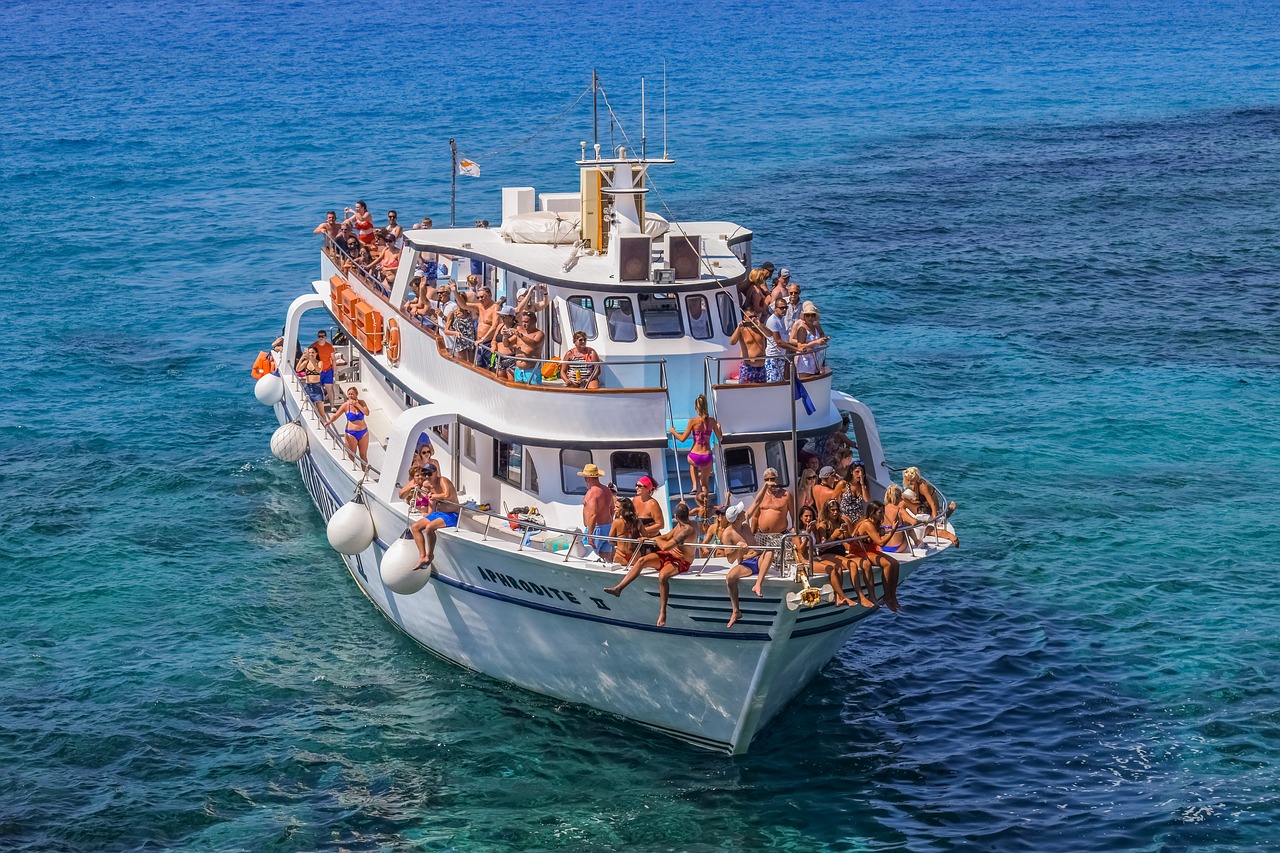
[270,422,309,463]
[254,373,285,406]
[380,535,431,595]
[327,499,375,555]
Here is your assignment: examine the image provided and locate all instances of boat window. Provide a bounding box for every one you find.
[464,427,475,462]
[432,424,450,448]
[567,296,598,340]
[723,447,756,494]
[494,440,523,487]
[604,297,637,342]
[560,449,593,496]
[716,291,738,336]
[550,302,562,345]
[764,440,789,487]
[610,451,652,495]
[527,453,539,493]
[638,292,683,338]
[685,295,713,340]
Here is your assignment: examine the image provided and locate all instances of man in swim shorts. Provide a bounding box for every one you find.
[748,467,793,596]
[603,502,696,627]
[720,502,762,627]
[729,307,769,384]
[510,310,545,385]
[579,463,613,558]
[413,463,460,569]
[311,330,336,409]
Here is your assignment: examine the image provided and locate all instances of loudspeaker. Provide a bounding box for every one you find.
[669,235,701,280]
[618,235,652,282]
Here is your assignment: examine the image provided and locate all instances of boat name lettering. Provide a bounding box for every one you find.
[477,567,581,604]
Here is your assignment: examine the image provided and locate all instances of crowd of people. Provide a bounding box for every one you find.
[731,263,831,383]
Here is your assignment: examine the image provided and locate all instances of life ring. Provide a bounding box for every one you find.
[385,318,401,364]
[250,350,275,380]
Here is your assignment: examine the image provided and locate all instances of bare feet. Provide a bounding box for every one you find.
[603,586,621,597]
[886,599,902,612]
[856,593,878,608]
[944,501,957,519]
[656,613,666,627]
[413,556,433,572]
[751,583,764,598]
[727,609,742,628]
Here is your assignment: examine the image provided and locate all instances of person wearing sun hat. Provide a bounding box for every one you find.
[580,463,613,556]
[791,300,830,377]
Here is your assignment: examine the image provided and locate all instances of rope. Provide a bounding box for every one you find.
[455,83,594,163]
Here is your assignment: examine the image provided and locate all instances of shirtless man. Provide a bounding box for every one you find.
[721,502,763,627]
[486,306,519,381]
[603,502,697,627]
[470,283,501,370]
[313,211,342,242]
[811,465,848,516]
[413,463,460,569]
[510,310,546,385]
[580,463,613,558]
[729,307,769,385]
[631,476,665,537]
[747,468,793,596]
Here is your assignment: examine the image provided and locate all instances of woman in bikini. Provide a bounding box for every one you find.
[903,466,959,548]
[607,498,645,567]
[880,483,924,553]
[668,394,722,495]
[298,345,326,418]
[398,466,432,516]
[850,501,901,611]
[324,386,371,463]
[813,499,860,607]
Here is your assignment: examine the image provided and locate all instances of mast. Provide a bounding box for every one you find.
[449,138,457,227]
[592,69,599,149]
[641,76,647,160]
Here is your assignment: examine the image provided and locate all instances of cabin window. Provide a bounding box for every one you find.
[432,424,450,448]
[550,302,562,345]
[716,291,738,336]
[560,449,593,496]
[464,427,475,462]
[686,295,713,340]
[604,297,637,342]
[526,453,539,493]
[567,296,598,340]
[610,451,652,495]
[723,446,757,494]
[494,440,523,487]
[765,440,790,486]
[638,292,683,338]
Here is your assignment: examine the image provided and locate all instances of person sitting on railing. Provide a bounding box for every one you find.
[314,211,342,242]
[510,309,546,386]
[850,502,901,611]
[604,502,697,628]
[486,305,519,380]
[748,468,793,597]
[902,466,959,548]
[376,235,400,289]
[412,463,459,570]
[721,503,764,628]
[729,306,769,384]
[815,499,863,608]
[561,331,601,389]
[669,394,722,496]
[790,302,831,378]
[323,386,372,464]
[607,497,645,567]
[343,201,376,247]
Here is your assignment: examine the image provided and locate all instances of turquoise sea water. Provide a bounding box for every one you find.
[3,1,1280,849]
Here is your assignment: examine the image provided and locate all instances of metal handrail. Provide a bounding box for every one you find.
[281,357,381,475]
[705,350,832,385]
[324,238,392,298]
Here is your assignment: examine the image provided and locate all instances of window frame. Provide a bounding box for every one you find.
[560,449,594,496]
[764,440,790,487]
[685,294,713,340]
[566,295,599,341]
[716,291,738,336]
[722,446,757,495]
[494,439,523,487]
[638,291,684,339]
[609,451,652,496]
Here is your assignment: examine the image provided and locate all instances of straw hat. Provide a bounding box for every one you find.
[801,301,820,317]
[578,463,604,478]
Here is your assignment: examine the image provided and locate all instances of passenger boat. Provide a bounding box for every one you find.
[254,134,957,754]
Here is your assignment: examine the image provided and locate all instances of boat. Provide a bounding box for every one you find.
[254,105,957,753]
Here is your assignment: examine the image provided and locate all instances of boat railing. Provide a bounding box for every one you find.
[705,349,832,387]
[324,237,392,299]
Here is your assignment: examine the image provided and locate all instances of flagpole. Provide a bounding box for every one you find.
[791,358,799,526]
[449,138,457,227]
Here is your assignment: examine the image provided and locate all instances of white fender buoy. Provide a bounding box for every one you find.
[327,498,375,555]
[254,373,285,406]
[380,535,431,595]
[270,422,309,463]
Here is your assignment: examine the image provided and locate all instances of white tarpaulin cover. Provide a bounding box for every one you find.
[501,211,581,244]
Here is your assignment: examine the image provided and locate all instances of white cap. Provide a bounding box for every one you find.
[517,286,531,300]
[725,501,746,522]
[779,269,790,278]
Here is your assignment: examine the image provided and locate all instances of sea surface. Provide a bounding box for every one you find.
[3,1,1279,850]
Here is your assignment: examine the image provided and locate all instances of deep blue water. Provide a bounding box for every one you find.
[3,1,1280,849]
